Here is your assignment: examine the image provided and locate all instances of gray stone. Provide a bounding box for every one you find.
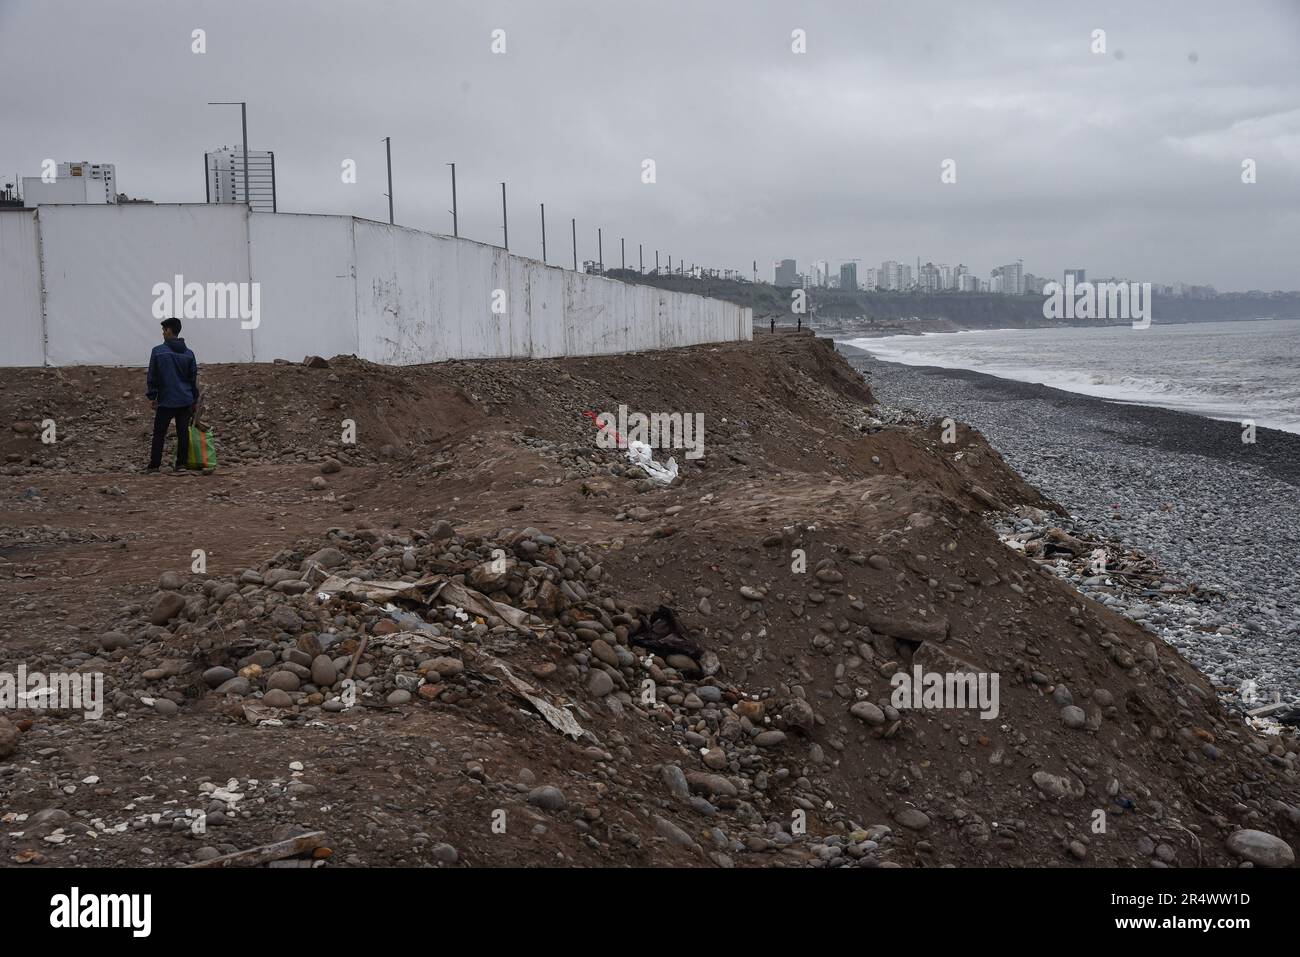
[661,764,690,801]
[587,669,615,697]
[215,676,251,696]
[149,591,186,626]
[1032,770,1084,800]
[1226,829,1295,868]
[685,771,737,798]
[202,666,236,688]
[1061,705,1087,729]
[310,654,337,687]
[304,547,347,569]
[850,701,886,725]
[894,808,930,830]
[266,671,301,692]
[527,786,567,812]
[269,606,301,633]
[653,815,696,848]
[99,631,130,651]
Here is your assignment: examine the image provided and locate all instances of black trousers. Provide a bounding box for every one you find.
[149,405,192,470]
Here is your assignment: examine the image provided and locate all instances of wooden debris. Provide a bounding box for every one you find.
[185,831,327,868]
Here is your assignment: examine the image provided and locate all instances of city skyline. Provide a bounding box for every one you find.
[2,1,1297,291]
[772,256,1237,296]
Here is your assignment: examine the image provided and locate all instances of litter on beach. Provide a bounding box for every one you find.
[582,410,679,484]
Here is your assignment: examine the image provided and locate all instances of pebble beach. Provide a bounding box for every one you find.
[839,341,1300,714]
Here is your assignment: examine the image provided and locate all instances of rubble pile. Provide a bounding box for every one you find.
[997,506,1299,727]
[1,333,1297,868]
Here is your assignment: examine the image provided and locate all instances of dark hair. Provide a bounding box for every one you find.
[161,317,182,335]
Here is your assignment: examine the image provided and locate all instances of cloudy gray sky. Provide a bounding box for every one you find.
[2,0,1297,290]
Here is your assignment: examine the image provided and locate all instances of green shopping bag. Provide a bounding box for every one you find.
[185,424,217,470]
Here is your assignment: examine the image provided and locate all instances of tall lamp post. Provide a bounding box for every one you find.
[207,101,249,207]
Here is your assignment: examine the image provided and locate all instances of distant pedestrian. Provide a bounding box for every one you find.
[145,317,199,473]
[770,315,775,333]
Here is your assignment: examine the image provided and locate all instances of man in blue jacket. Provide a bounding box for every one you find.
[145,317,200,472]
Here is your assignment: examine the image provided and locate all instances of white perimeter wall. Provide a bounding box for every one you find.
[0,204,750,367]
[0,211,44,365]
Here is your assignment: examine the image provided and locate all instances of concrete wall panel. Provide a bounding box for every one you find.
[1,205,748,367]
[39,204,253,366]
[248,212,357,363]
[0,211,45,366]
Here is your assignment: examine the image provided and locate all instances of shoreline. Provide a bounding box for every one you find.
[835,331,1300,447]
[819,312,1300,341]
[838,340,1300,709]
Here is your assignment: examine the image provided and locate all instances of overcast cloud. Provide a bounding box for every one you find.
[2,0,1297,289]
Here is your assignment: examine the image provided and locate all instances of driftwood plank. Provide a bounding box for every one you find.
[185,831,326,868]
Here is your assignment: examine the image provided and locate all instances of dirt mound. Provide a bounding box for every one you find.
[0,332,1295,868]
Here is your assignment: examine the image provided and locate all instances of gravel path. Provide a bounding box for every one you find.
[839,342,1300,711]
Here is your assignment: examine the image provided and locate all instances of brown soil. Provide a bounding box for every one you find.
[0,330,1296,869]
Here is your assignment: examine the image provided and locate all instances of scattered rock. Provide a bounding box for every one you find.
[1226,829,1295,868]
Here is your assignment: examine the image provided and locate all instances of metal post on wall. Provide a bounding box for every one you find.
[206,101,249,208]
[240,102,249,209]
[447,163,457,237]
[540,203,546,263]
[597,228,602,273]
[383,137,393,224]
[501,182,508,250]
[572,218,577,270]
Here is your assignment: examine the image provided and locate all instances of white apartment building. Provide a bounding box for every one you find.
[21,161,117,205]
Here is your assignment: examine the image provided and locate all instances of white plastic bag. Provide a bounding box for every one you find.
[627,440,678,484]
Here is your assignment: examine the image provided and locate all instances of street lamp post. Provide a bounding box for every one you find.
[207,101,249,208]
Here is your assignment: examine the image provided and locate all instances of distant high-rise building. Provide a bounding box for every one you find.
[21,161,117,205]
[919,262,943,293]
[205,146,277,212]
[1023,273,1048,295]
[774,259,798,286]
[840,262,858,292]
[1064,268,1086,287]
[811,260,830,287]
[864,267,878,290]
[897,264,913,291]
[880,260,900,291]
[993,261,1024,295]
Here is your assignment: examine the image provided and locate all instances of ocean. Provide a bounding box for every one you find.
[841,318,1300,435]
